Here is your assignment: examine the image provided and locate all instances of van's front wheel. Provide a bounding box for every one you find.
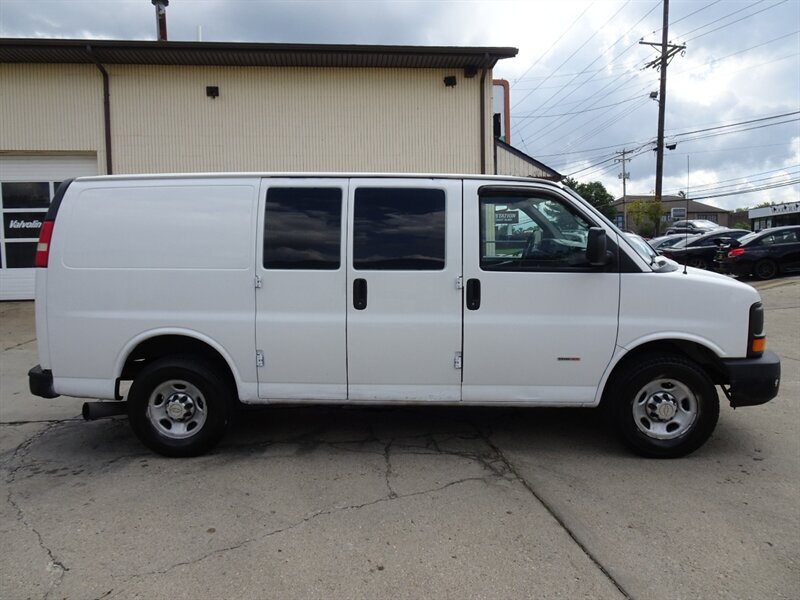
[127,357,231,457]
[609,355,719,458]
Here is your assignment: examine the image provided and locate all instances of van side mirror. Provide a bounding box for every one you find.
[586,227,608,266]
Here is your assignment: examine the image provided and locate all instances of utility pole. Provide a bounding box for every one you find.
[640,0,685,204]
[616,149,631,230]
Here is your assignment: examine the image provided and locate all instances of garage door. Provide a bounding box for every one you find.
[0,155,98,300]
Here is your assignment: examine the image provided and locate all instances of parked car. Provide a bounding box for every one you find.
[665,219,723,235]
[648,233,699,251]
[715,225,800,280]
[659,229,751,270]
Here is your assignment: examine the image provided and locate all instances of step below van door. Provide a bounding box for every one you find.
[346,178,463,402]
[461,181,619,405]
[255,178,348,400]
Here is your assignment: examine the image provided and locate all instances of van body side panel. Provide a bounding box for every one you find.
[254,178,348,401]
[46,179,259,398]
[617,270,759,358]
[461,180,620,404]
[346,178,463,402]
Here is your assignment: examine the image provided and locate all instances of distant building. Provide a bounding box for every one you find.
[611,195,732,233]
[749,201,800,231]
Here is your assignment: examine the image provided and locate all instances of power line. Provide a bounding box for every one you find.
[515,1,660,142]
[511,1,632,110]
[666,165,800,195]
[675,0,767,40]
[685,169,800,195]
[512,94,646,118]
[509,1,596,89]
[653,0,723,33]
[676,118,800,144]
[690,178,800,200]
[684,0,790,43]
[672,111,800,137]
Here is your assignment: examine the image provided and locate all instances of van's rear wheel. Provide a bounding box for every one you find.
[127,357,231,457]
[609,354,719,458]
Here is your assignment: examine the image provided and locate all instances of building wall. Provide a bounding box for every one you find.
[0,64,106,172]
[2,63,494,175]
[495,144,551,178]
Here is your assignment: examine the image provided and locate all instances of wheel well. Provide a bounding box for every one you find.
[601,340,726,405]
[120,335,237,395]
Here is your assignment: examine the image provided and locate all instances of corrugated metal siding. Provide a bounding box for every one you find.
[0,64,105,171]
[110,65,485,174]
[496,143,550,178]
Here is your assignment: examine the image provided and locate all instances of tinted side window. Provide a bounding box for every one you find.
[264,187,342,270]
[353,188,445,270]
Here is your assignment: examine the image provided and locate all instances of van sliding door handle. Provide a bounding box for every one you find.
[353,278,368,310]
[466,278,481,310]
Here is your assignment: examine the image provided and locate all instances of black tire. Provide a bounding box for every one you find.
[608,354,719,458]
[127,357,231,457]
[754,258,778,280]
[688,257,708,270]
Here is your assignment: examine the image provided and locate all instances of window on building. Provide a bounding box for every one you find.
[696,214,718,223]
[353,188,446,270]
[263,187,342,270]
[0,181,56,269]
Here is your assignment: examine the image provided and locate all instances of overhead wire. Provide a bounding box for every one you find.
[509,1,596,89]
[674,0,767,40]
[652,0,723,34]
[515,1,660,142]
[511,1,632,110]
[690,178,800,200]
[684,0,790,43]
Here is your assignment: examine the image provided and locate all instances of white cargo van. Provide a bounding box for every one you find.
[29,174,780,458]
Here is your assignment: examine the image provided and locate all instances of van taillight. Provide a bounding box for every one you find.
[35,220,55,267]
[728,248,745,258]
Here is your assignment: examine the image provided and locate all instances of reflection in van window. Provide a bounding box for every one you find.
[480,195,592,271]
[264,187,342,270]
[353,188,445,270]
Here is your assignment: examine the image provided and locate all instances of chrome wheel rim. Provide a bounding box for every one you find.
[632,378,698,440]
[147,379,207,439]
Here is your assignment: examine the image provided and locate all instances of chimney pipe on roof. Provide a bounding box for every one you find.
[152,0,169,41]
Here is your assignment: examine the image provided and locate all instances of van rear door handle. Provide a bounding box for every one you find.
[353,278,368,310]
[466,278,481,310]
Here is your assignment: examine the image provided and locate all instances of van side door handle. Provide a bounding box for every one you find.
[466,278,481,310]
[353,278,368,310]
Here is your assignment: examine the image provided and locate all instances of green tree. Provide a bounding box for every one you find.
[628,199,664,237]
[562,177,617,220]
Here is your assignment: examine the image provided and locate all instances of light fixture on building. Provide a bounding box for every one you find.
[206,86,219,99]
[443,76,457,87]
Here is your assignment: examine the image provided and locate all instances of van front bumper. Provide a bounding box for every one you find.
[28,365,59,399]
[720,351,781,407]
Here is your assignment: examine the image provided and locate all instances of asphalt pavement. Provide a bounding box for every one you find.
[1,278,798,599]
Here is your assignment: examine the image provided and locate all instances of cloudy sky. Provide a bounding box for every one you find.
[1,0,798,209]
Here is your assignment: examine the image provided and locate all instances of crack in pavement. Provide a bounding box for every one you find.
[5,413,628,598]
[1,418,83,426]
[470,422,634,600]
[3,421,71,599]
[2,337,36,351]
[125,475,490,579]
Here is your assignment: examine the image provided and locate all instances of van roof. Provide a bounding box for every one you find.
[74,172,563,185]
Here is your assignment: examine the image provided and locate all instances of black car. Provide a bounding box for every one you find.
[715,225,800,280]
[664,219,722,235]
[659,229,751,270]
